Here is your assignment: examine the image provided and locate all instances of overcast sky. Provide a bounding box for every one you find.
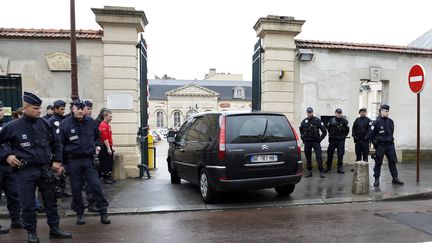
[1,0,431,80]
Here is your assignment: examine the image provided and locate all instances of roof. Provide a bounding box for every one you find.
[295,39,432,55]
[408,29,432,49]
[149,79,251,100]
[0,28,103,39]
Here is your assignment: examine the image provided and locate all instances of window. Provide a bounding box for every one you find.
[233,87,245,99]
[186,109,198,119]
[173,111,181,127]
[156,111,164,127]
[184,114,218,142]
[226,115,295,143]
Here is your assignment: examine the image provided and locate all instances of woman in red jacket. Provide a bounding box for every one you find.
[98,109,115,184]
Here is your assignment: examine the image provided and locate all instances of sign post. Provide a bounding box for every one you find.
[408,64,425,183]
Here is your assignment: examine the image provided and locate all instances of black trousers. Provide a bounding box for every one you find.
[304,141,324,171]
[326,138,346,168]
[99,145,114,178]
[355,140,370,162]
[0,165,21,222]
[67,158,109,215]
[15,166,60,233]
[373,143,398,178]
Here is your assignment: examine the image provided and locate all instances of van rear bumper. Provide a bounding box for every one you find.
[205,166,302,191]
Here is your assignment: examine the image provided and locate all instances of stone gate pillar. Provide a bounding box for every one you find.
[92,6,148,177]
[253,15,304,122]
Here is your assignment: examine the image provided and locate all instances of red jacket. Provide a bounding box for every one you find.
[99,121,113,147]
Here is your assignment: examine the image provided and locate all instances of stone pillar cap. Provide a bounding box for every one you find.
[253,15,305,38]
[92,6,148,32]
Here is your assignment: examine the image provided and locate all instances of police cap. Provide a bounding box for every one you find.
[46,105,54,110]
[380,104,390,111]
[359,108,367,114]
[23,92,42,106]
[53,100,66,108]
[72,99,85,109]
[306,107,313,113]
[84,100,93,108]
[335,108,342,114]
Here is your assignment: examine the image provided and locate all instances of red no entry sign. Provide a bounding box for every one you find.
[408,64,425,93]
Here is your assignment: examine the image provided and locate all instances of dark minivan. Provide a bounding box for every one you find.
[167,111,302,203]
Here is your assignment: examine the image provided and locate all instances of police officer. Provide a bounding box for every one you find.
[42,105,54,120]
[59,99,110,225]
[0,92,72,242]
[352,108,372,162]
[370,104,404,187]
[84,100,93,117]
[324,108,349,174]
[0,101,23,234]
[299,107,327,178]
[47,100,72,198]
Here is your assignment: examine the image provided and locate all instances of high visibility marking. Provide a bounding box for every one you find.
[410,75,423,83]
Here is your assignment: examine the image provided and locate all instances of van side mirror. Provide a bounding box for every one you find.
[167,131,177,143]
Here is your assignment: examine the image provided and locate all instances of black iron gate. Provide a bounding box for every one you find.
[0,75,22,121]
[136,34,150,179]
[252,38,263,111]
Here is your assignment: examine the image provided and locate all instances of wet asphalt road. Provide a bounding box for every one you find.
[1,200,432,242]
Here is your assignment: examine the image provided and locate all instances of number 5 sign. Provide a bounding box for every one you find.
[370,67,381,82]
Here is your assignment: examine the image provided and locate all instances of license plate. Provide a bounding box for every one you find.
[250,155,278,163]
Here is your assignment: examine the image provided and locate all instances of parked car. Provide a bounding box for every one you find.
[167,111,302,203]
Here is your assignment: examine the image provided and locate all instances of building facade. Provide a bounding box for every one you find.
[149,79,252,129]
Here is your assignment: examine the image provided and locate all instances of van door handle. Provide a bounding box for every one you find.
[179,148,186,152]
[288,146,296,149]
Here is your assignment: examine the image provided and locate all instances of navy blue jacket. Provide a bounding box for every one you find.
[299,116,327,142]
[0,119,9,165]
[0,115,63,165]
[59,115,101,157]
[370,116,394,143]
[352,116,372,141]
[48,113,65,135]
[326,117,349,140]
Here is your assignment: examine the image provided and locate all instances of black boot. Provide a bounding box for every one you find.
[305,170,312,178]
[10,219,23,229]
[319,171,326,178]
[27,232,40,243]
[100,213,111,224]
[392,177,404,185]
[323,167,331,173]
[337,166,345,174]
[76,214,86,225]
[374,177,380,187]
[0,225,9,234]
[49,228,72,239]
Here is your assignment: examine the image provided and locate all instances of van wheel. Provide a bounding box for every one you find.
[199,170,216,203]
[275,184,295,196]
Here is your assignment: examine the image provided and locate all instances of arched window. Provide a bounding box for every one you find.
[186,109,198,119]
[173,111,181,127]
[156,111,164,127]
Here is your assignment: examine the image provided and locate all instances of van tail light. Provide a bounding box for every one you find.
[288,121,302,161]
[218,116,226,161]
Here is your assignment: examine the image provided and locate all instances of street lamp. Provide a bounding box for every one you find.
[297,49,314,61]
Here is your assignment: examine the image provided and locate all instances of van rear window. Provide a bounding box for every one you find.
[226,115,295,143]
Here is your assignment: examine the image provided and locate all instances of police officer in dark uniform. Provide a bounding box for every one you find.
[324,108,349,174]
[42,105,54,120]
[370,104,404,187]
[59,99,110,225]
[0,92,72,242]
[0,101,23,234]
[299,107,327,178]
[47,100,72,197]
[352,108,372,162]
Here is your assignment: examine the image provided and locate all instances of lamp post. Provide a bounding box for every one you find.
[70,0,79,101]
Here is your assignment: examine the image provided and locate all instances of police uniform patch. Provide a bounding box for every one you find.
[21,134,27,139]
[371,126,375,130]
[305,120,308,123]
[71,129,75,134]
[56,128,60,134]
[69,135,78,141]
[54,121,60,126]
[369,122,373,125]
[20,142,31,148]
